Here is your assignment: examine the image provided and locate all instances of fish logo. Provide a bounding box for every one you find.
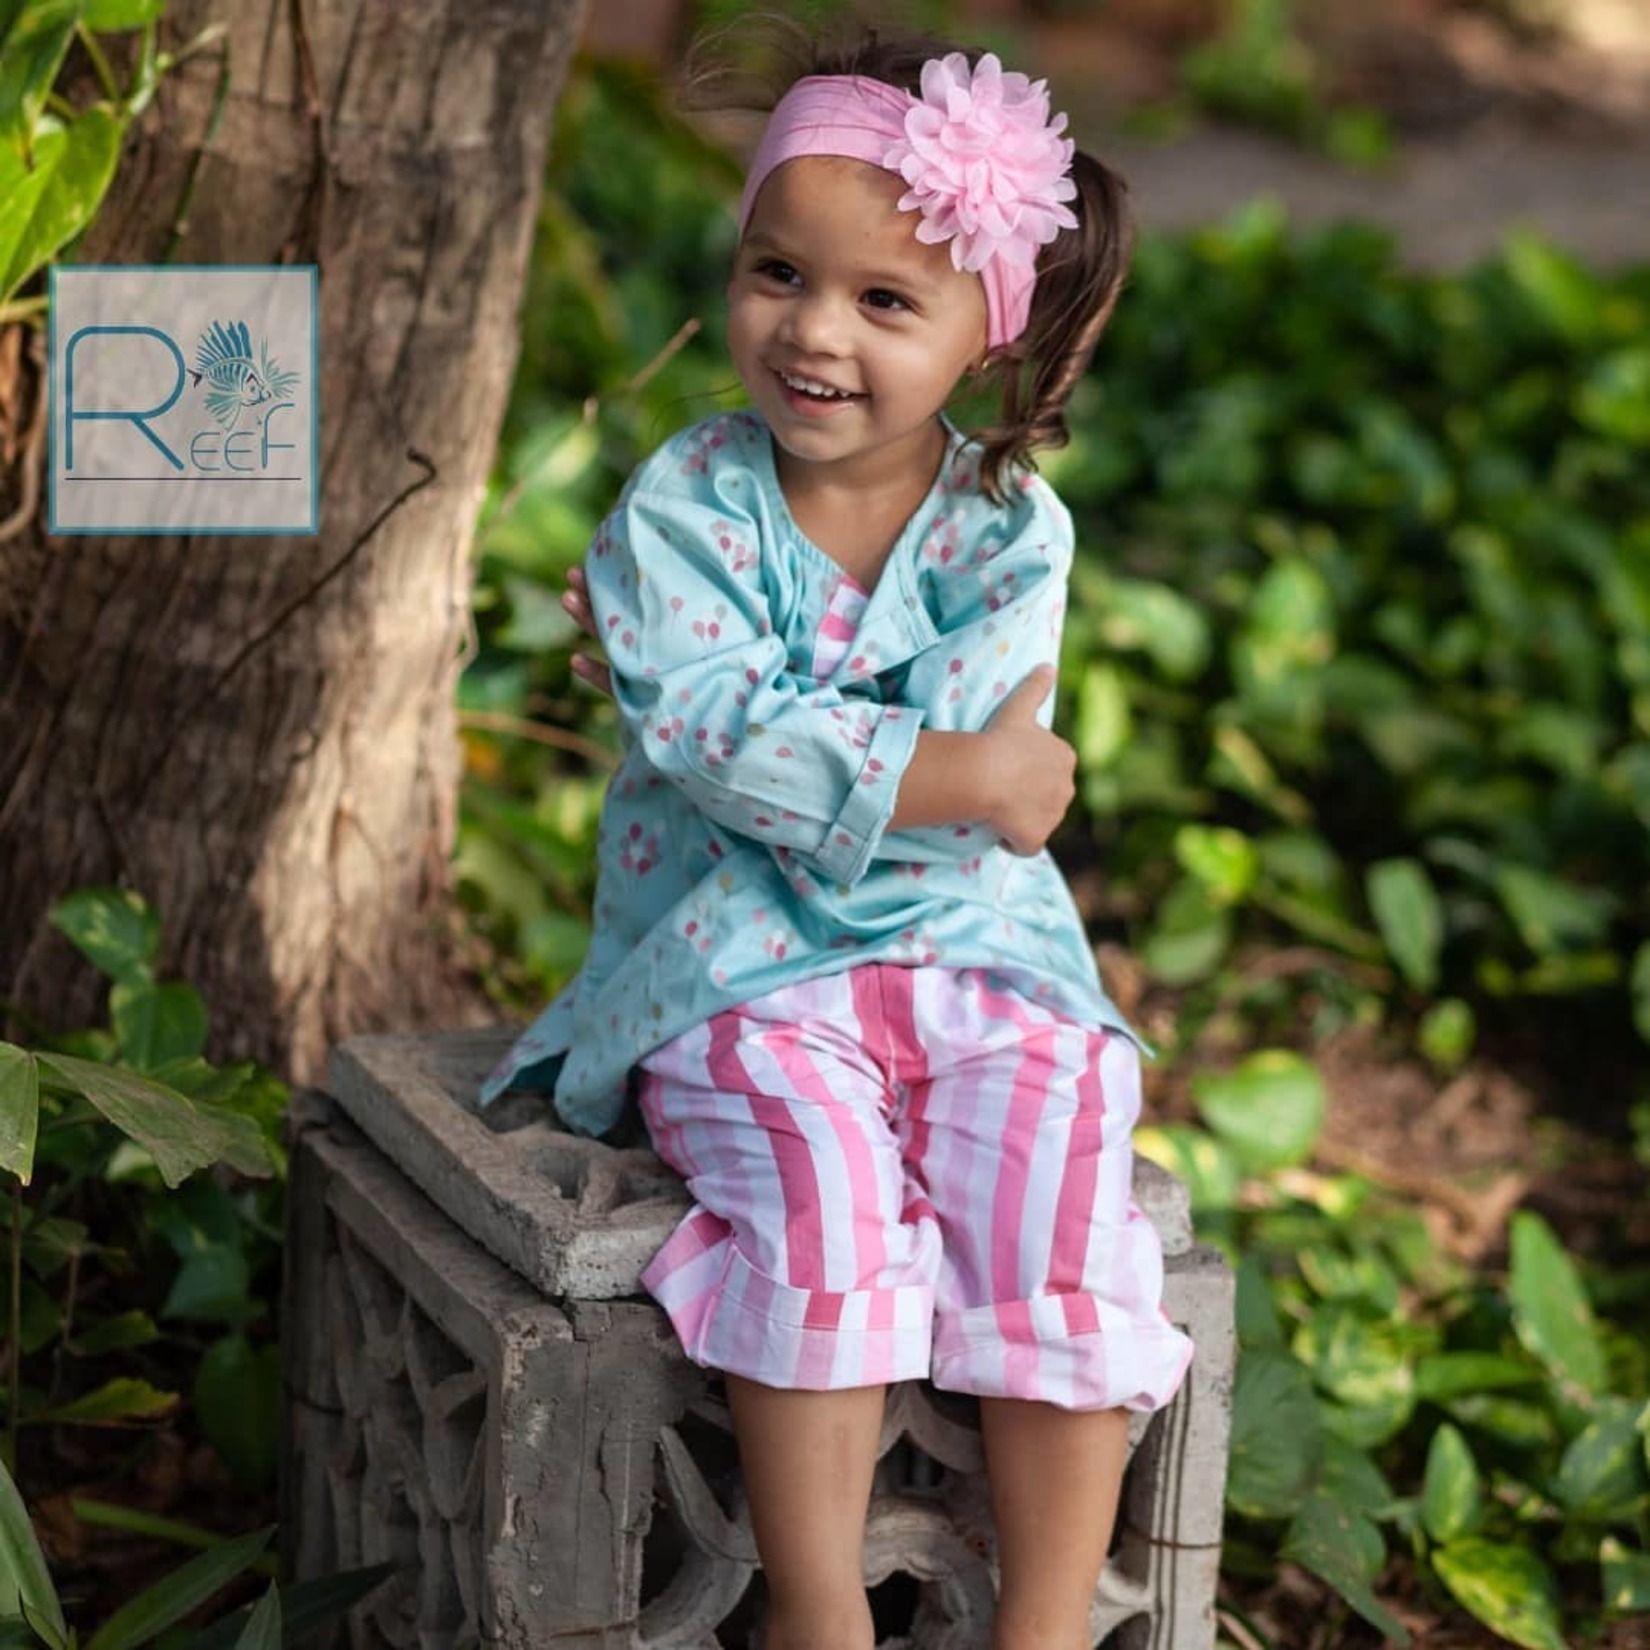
[187,319,301,433]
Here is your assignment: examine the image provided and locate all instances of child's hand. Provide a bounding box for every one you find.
[561,567,614,698]
[981,665,1076,857]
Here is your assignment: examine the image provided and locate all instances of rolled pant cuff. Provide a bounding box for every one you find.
[930,1293,1196,1413]
[644,1223,936,1391]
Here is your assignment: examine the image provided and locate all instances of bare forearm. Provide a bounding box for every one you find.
[887,730,998,832]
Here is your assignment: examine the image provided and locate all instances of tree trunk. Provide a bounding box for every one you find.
[0,0,585,1082]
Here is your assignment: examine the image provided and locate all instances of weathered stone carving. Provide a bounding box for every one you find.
[281,1030,1234,1647]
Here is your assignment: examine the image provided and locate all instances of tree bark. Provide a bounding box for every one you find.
[0,0,585,1082]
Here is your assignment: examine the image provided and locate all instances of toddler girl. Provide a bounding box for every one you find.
[481,31,1193,1650]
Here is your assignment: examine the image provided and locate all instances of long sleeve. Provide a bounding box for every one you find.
[588,486,924,888]
[869,490,1075,864]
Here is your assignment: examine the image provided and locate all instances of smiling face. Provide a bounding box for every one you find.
[727,155,989,493]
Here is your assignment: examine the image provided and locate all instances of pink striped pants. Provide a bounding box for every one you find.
[636,964,1194,1413]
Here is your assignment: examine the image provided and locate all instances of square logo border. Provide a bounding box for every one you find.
[48,263,320,537]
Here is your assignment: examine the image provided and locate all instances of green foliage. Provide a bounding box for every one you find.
[0,1451,391,1648]
[0,0,212,317]
[1058,204,1650,1068]
[1,890,287,1503]
[1142,1065,1648,1645]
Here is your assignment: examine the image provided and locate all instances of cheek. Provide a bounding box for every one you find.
[725,301,759,362]
[873,333,969,392]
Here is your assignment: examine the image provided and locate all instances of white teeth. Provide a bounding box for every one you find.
[779,370,853,399]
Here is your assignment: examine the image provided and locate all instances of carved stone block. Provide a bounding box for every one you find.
[280,1030,1234,1648]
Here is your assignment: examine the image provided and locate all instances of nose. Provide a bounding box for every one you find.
[780,289,850,356]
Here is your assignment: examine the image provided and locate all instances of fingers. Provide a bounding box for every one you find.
[995,664,1056,721]
[571,653,613,698]
[561,578,601,642]
[986,666,1060,735]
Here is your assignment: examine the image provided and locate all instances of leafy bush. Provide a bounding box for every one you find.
[1,890,286,1484]
[1144,1060,1650,1647]
[1,1453,391,1648]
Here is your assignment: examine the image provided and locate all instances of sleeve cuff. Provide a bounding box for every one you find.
[812,704,926,886]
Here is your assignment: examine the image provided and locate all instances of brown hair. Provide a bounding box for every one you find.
[684,21,1134,502]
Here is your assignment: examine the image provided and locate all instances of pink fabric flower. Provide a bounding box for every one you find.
[884,52,1078,276]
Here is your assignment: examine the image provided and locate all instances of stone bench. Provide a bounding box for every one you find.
[279,1028,1234,1649]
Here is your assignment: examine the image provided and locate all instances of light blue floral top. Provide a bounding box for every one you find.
[478,410,1139,1135]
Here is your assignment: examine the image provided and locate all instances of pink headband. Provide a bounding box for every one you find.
[737,53,1078,349]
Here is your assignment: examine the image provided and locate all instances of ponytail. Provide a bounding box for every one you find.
[970,151,1133,501]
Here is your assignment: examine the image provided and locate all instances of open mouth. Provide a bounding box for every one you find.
[773,367,862,407]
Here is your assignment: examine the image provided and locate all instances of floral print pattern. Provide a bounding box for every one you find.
[477,411,1140,1136]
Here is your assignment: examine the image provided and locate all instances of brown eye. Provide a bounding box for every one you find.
[864,288,910,311]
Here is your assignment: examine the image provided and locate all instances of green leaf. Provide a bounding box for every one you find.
[1207,722,1312,823]
[1630,942,1650,1042]
[1294,1303,1417,1446]
[1445,1393,1559,1451]
[111,982,210,1070]
[1282,1491,1410,1646]
[1421,1423,1485,1542]
[1433,1538,1566,1650]
[228,1580,281,1650]
[193,1335,280,1492]
[1507,1209,1608,1404]
[1227,1348,1323,1519]
[1140,876,1231,986]
[1191,1050,1326,1172]
[21,1214,89,1279]
[1073,661,1131,772]
[1298,1245,1400,1314]
[1318,1433,1395,1519]
[68,1309,159,1356]
[1414,1351,1542,1403]
[47,888,159,986]
[0,0,78,152]
[0,105,123,302]
[161,1247,252,1325]
[1504,231,1602,344]
[183,1564,397,1650]
[1418,998,1475,1072]
[1575,347,1650,445]
[28,1376,176,1426]
[1233,1254,1285,1350]
[33,1054,271,1186]
[0,1456,67,1641]
[0,1042,39,1184]
[1601,1536,1650,1616]
[1555,1398,1648,1523]
[1097,579,1211,680]
[1366,857,1443,992]
[83,1525,274,1650]
[1231,559,1336,728]
[81,0,166,27]
[1492,863,1617,957]
[1174,823,1259,904]
[1133,1124,1242,1214]
[0,1269,62,1353]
